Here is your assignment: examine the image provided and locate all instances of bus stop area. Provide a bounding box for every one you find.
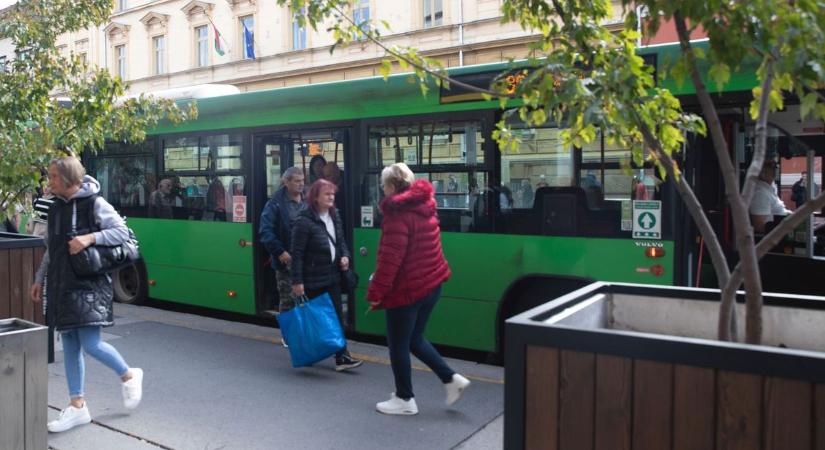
[44,304,504,450]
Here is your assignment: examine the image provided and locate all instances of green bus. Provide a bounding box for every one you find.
[87,42,825,355]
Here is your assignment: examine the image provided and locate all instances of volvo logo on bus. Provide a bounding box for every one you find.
[634,241,664,248]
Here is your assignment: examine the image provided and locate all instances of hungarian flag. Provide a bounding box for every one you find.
[214,25,225,56]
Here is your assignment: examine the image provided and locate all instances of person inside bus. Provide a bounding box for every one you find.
[206,176,227,221]
[290,179,363,371]
[149,178,183,219]
[518,179,534,208]
[309,154,327,184]
[367,163,470,415]
[30,156,143,433]
[749,159,791,234]
[500,184,514,212]
[260,167,305,315]
[536,174,549,189]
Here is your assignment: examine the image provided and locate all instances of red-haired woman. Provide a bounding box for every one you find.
[290,179,363,371]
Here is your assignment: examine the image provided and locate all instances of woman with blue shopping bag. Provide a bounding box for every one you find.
[289,179,363,371]
[367,163,470,416]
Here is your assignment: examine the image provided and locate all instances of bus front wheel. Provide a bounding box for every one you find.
[113,261,147,305]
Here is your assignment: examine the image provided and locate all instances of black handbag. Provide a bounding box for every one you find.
[69,198,141,277]
[70,228,140,276]
[324,225,358,291]
[341,268,359,291]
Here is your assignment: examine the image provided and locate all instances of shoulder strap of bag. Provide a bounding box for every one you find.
[86,194,101,233]
[324,228,336,245]
[71,194,101,235]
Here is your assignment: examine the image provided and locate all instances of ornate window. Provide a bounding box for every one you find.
[423,0,443,28]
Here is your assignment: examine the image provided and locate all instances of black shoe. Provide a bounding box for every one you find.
[335,353,363,372]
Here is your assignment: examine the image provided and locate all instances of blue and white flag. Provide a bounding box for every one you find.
[243,23,255,59]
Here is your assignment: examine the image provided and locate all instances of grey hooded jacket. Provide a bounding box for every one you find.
[35,175,129,330]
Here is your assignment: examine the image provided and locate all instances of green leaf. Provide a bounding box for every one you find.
[768,89,784,112]
[800,92,818,119]
[708,63,730,91]
[379,59,392,79]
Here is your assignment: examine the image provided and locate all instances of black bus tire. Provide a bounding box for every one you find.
[495,274,595,360]
[113,260,148,305]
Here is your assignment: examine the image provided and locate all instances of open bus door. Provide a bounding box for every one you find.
[252,129,352,318]
[756,113,825,296]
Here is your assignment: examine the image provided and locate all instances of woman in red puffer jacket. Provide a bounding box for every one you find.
[367,163,470,416]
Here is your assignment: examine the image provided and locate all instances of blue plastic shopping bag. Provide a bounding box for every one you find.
[278,292,346,368]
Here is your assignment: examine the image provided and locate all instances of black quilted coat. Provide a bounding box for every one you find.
[290,207,350,292]
[46,195,114,331]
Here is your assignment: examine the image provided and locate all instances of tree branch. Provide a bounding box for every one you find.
[328,3,510,99]
[631,109,732,301]
[726,191,825,292]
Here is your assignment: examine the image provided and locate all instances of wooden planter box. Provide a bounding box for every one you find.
[504,282,825,450]
[0,232,46,325]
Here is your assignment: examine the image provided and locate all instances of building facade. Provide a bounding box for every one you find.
[71,0,626,94]
[3,1,627,94]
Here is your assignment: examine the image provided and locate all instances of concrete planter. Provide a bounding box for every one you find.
[505,282,825,450]
[0,318,48,450]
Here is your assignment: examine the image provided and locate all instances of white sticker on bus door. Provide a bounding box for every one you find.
[632,200,661,239]
[361,206,374,228]
[404,148,418,165]
[233,195,247,222]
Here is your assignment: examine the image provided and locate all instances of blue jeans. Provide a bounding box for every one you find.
[385,285,454,400]
[62,326,129,398]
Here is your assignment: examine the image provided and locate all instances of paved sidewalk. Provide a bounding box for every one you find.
[46,304,504,450]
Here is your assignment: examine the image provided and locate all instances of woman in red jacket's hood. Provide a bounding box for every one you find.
[368,163,469,416]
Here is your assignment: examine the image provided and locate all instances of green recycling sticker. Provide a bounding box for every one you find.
[632,200,661,239]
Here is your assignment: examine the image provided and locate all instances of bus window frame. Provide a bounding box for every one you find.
[358,110,496,231]
[157,130,251,222]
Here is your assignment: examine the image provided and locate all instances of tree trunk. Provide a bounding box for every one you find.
[674,12,772,343]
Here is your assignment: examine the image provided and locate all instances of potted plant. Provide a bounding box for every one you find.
[505,281,825,449]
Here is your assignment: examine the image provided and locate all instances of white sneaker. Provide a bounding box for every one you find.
[376,393,419,415]
[122,368,144,409]
[445,373,471,406]
[280,337,288,348]
[48,403,91,433]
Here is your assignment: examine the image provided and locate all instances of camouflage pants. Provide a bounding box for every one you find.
[276,266,295,312]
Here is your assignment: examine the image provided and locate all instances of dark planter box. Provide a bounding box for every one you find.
[505,282,825,450]
[0,232,46,324]
[1,232,51,363]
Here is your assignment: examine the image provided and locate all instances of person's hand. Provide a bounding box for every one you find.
[278,251,292,265]
[68,233,95,255]
[292,283,305,297]
[339,256,349,271]
[30,283,43,303]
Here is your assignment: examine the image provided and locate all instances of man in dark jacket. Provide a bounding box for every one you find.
[259,167,305,312]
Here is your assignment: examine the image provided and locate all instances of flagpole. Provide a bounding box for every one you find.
[205,13,231,53]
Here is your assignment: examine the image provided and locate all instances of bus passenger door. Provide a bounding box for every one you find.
[252,134,287,315]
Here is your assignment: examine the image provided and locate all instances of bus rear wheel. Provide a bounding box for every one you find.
[113,261,147,305]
